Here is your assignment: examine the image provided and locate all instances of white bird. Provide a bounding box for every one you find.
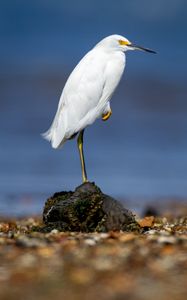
[43,34,156,183]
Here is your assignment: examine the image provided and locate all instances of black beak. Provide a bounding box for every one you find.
[129,44,156,54]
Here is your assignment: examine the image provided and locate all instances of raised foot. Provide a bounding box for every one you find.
[102,109,112,121]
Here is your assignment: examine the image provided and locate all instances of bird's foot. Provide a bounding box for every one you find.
[102,109,112,121]
[83,178,89,184]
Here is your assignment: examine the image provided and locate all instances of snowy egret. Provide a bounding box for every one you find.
[43,34,156,183]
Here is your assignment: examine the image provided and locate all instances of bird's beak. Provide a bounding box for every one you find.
[128,43,156,54]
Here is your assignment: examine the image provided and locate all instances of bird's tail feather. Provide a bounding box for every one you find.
[41,129,52,142]
[42,127,67,149]
[42,108,67,149]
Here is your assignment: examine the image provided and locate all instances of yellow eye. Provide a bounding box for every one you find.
[118,39,131,46]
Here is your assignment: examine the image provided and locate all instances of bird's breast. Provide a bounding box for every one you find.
[101,51,126,100]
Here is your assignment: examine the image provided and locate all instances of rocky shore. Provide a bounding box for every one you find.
[0,211,186,300]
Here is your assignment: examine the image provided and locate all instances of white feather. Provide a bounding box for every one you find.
[43,35,127,149]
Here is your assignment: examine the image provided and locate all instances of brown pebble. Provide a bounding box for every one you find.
[138,216,155,228]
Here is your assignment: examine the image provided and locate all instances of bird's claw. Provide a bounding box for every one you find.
[102,109,112,121]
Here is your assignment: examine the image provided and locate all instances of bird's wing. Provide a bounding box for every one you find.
[63,50,125,136]
[46,49,125,148]
[51,50,108,145]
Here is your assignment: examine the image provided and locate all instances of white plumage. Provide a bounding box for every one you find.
[43,35,127,148]
[43,34,155,182]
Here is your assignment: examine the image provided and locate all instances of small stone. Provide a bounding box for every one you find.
[162,217,168,224]
[37,247,55,258]
[159,230,170,236]
[138,216,155,228]
[17,253,38,268]
[0,223,9,233]
[50,229,59,234]
[145,229,157,235]
[93,257,114,271]
[7,231,14,238]
[164,226,172,232]
[69,268,94,285]
[119,233,136,242]
[16,236,47,248]
[84,238,96,246]
[157,236,177,244]
[100,233,110,239]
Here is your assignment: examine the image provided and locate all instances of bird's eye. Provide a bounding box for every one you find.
[118,39,130,46]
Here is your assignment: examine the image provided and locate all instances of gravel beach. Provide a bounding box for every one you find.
[0,210,186,300]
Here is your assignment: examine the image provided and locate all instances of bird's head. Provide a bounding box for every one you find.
[97,34,156,54]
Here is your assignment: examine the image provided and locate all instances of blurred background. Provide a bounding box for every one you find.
[0,0,187,215]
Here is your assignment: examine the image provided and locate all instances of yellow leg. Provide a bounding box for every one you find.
[102,109,112,121]
[77,130,88,183]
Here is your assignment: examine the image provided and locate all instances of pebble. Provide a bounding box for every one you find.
[159,230,171,236]
[16,236,47,248]
[84,238,96,246]
[50,229,59,234]
[157,236,177,244]
[93,257,114,271]
[100,233,109,239]
[145,229,157,235]
[138,216,155,228]
[17,253,38,268]
[0,215,187,300]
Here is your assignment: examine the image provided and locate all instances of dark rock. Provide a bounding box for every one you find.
[43,182,139,232]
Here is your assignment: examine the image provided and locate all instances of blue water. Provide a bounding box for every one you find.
[0,1,187,215]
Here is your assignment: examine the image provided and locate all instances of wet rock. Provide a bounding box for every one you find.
[43,182,139,232]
